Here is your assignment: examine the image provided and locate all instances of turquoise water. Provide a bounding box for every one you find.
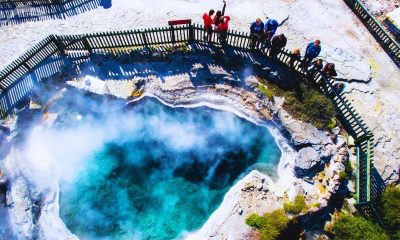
[59,98,281,240]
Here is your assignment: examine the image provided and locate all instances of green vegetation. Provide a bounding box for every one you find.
[380,185,400,238]
[310,202,321,208]
[327,118,337,130]
[327,185,400,240]
[284,88,335,129]
[245,210,291,240]
[257,79,335,129]
[341,158,355,182]
[258,85,274,100]
[283,195,307,214]
[164,44,191,53]
[339,170,348,180]
[327,212,390,240]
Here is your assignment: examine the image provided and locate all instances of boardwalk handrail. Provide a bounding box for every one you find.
[0,24,384,223]
[343,0,400,67]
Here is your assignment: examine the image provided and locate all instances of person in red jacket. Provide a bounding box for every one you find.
[203,9,215,42]
[217,16,230,45]
[213,0,227,28]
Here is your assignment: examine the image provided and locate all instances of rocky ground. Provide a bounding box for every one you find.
[70,49,348,239]
[0,48,350,239]
[361,0,399,18]
[0,0,398,183]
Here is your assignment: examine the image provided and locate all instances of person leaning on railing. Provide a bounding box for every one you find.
[333,82,345,94]
[289,48,301,69]
[213,0,227,29]
[263,16,288,44]
[307,58,324,76]
[203,9,215,42]
[269,34,287,57]
[216,16,231,45]
[249,18,265,49]
[301,39,321,68]
[322,62,337,77]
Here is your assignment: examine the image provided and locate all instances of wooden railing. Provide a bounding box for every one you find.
[343,0,400,67]
[0,24,385,223]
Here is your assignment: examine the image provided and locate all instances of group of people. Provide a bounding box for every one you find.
[202,1,344,91]
[249,17,288,50]
[202,0,230,44]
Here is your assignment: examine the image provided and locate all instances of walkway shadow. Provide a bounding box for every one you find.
[0,0,105,26]
[67,44,301,95]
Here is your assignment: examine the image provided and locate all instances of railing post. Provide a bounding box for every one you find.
[142,31,149,48]
[51,35,65,55]
[82,36,92,54]
[356,146,360,203]
[189,23,194,44]
[3,90,12,116]
[366,139,371,202]
[170,26,176,44]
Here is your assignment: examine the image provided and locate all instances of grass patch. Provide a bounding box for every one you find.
[310,202,321,208]
[326,212,390,240]
[246,210,292,240]
[340,158,355,182]
[257,77,335,129]
[379,185,400,238]
[339,170,348,180]
[283,195,307,214]
[258,85,274,100]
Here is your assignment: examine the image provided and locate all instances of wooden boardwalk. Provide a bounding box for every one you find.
[343,0,400,68]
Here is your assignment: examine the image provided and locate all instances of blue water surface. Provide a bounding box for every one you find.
[59,98,281,240]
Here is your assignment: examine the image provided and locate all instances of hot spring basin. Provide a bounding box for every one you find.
[58,98,281,240]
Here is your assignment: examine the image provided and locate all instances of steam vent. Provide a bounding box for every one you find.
[0,1,399,240]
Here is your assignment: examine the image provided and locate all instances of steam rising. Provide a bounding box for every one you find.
[16,90,281,239]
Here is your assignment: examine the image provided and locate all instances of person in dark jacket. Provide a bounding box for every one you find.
[217,15,230,45]
[308,58,323,76]
[302,39,321,68]
[269,33,287,57]
[311,59,323,70]
[249,18,265,49]
[203,9,215,42]
[213,0,227,28]
[322,63,337,77]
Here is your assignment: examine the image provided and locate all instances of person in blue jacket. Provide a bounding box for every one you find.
[249,18,265,49]
[264,16,288,41]
[302,39,321,68]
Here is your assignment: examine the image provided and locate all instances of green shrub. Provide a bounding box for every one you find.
[380,185,400,236]
[282,89,335,129]
[339,170,348,180]
[303,89,335,129]
[283,195,307,214]
[395,231,400,240]
[258,85,274,100]
[257,78,335,129]
[245,210,291,240]
[327,118,336,130]
[329,213,390,240]
[246,213,264,228]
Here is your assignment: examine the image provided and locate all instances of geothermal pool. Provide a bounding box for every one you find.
[56,97,281,240]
